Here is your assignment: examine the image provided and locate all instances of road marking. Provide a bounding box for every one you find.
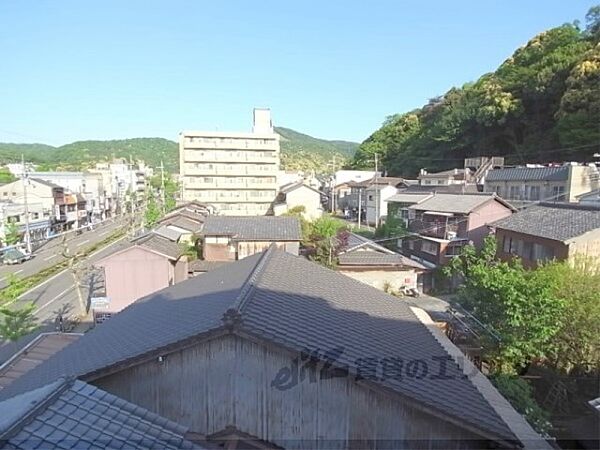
[99,230,110,237]
[44,254,59,261]
[34,286,75,313]
[16,235,128,301]
[14,269,24,274]
[76,239,90,247]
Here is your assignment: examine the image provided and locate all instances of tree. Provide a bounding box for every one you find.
[150,172,180,213]
[540,257,600,374]
[3,220,21,246]
[444,237,564,371]
[305,215,348,267]
[0,303,38,342]
[282,206,311,242]
[144,193,162,227]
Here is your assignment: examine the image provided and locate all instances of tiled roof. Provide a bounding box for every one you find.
[0,378,202,449]
[386,193,433,204]
[491,202,600,242]
[153,224,184,242]
[409,193,514,214]
[400,184,480,194]
[201,216,301,241]
[280,182,323,195]
[0,248,538,445]
[188,259,231,273]
[0,333,81,390]
[132,232,182,260]
[160,215,204,233]
[339,233,427,269]
[486,166,569,182]
[338,250,427,269]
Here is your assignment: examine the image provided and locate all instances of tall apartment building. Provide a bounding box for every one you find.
[179,109,280,216]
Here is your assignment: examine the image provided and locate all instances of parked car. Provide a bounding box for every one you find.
[2,248,32,265]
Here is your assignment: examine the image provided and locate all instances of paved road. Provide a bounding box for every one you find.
[0,215,131,289]
[14,237,132,327]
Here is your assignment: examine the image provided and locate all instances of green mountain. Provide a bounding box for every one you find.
[353,7,600,176]
[275,127,358,172]
[0,128,358,174]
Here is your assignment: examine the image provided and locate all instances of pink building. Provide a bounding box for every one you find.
[93,233,187,322]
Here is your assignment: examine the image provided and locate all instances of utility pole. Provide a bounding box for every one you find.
[159,160,166,214]
[21,155,32,254]
[357,188,362,229]
[329,155,337,214]
[374,153,379,229]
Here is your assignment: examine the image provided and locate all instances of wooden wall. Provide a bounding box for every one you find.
[94,334,487,449]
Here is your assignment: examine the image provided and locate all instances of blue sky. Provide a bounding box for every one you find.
[0,0,596,146]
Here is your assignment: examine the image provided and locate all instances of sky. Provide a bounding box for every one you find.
[0,0,596,146]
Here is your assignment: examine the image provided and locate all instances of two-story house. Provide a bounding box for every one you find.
[365,177,410,225]
[0,178,66,235]
[200,215,301,261]
[272,182,324,220]
[491,202,600,268]
[400,193,515,272]
[417,168,472,186]
[0,247,549,450]
[484,164,599,204]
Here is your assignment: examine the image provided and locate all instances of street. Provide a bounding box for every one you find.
[0,215,130,289]
[13,236,131,326]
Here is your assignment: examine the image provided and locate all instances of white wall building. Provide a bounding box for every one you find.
[180,109,280,216]
[366,184,399,225]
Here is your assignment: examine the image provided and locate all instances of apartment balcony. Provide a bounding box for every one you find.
[190,192,276,203]
[183,150,278,164]
[184,179,277,190]
[408,219,460,240]
[183,138,279,151]
[183,165,278,177]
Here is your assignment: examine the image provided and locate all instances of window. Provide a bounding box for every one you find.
[509,238,521,254]
[368,195,373,201]
[552,186,566,201]
[495,186,502,196]
[32,212,39,220]
[423,180,431,185]
[503,235,511,253]
[2,192,6,197]
[422,241,437,255]
[526,186,540,201]
[533,243,554,261]
[509,186,521,199]
[408,240,415,250]
[522,241,533,259]
[446,245,463,257]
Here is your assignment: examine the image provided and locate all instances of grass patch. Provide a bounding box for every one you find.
[0,229,126,306]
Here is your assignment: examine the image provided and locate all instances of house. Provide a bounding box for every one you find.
[484,164,599,204]
[0,332,81,390]
[157,209,206,244]
[0,178,65,233]
[331,170,380,211]
[0,247,550,449]
[365,177,409,225]
[272,182,324,220]
[337,233,428,292]
[0,378,202,449]
[400,193,515,280]
[577,189,600,205]
[0,200,52,244]
[418,168,472,186]
[93,232,187,321]
[491,202,600,268]
[386,192,435,227]
[200,215,301,261]
[187,259,231,277]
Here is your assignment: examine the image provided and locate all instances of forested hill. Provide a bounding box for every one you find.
[275,127,358,172]
[0,128,358,173]
[353,7,600,176]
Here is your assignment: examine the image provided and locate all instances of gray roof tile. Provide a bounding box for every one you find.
[486,166,569,182]
[0,248,543,446]
[131,233,182,260]
[201,216,301,241]
[491,202,600,242]
[409,193,514,214]
[0,378,204,449]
